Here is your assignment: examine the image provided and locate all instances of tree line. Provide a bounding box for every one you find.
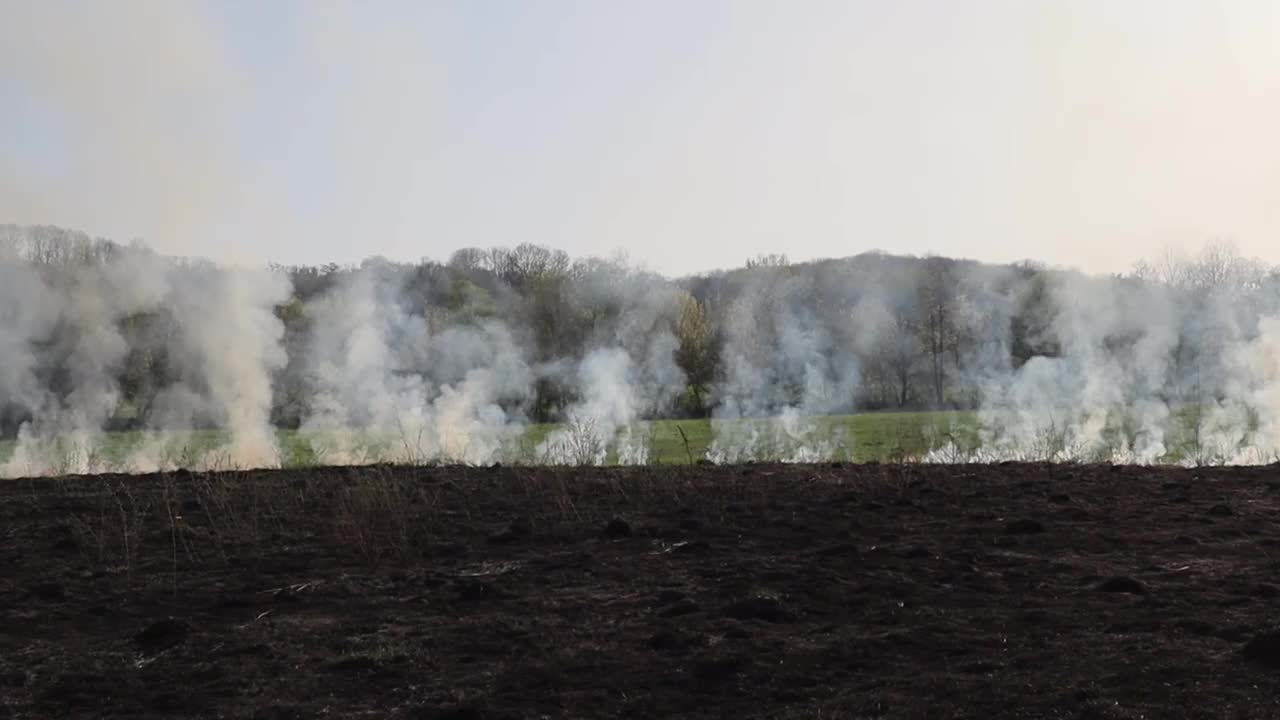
[3,223,1277,437]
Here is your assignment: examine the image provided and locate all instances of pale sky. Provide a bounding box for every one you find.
[3,0,1280,275]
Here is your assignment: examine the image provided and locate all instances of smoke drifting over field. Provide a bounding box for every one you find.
[299,264,534,465]
[3,225,1280,477]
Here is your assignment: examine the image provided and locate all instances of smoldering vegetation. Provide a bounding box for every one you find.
[3,223,1280,477]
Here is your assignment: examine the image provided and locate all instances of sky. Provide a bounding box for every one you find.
[3,0,1280,276]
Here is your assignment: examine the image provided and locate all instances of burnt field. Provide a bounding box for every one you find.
[3,464,1280,719]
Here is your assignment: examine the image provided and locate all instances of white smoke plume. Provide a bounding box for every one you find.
[6,224,1280,476]
[299,262,533,465]
[535,341,684,465]
[537,257,688,465]
[927,244,1280,465]
[707,259,857,463]
[2,235,170,475]
[0,228,292,476]
[142,263,292,470]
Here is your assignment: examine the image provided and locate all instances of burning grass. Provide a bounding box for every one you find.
[0,410,967,476]
[1,404,1274,478]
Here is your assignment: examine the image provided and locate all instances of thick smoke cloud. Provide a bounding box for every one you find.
[927,246,1280,464]
[299,261,534,464]
[144,263,292,469]
[708,260,858,463]
[4,226,1280,477]
[537,258,688,465]
[1,228,292,475]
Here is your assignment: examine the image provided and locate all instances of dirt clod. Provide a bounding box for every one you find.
[1251,583,1280,598]
[486,522,529,545]
[30,582,65,601]
[409,706,489,720]
[1243,630,1280,668]
[655,589,687,606]
[722,596,793,623]
[1005,518,1046,534]
[690,654,753,689]
[902,544,932,559]
[132,618,190,651]
[1096,576,1148,595]
[603,518,632,538]
[658,598,701,617]
[455,580,505,603]
[649,627,702,655]
[432,541,469,558]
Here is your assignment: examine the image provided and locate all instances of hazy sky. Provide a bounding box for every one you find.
[3,0,1280,275]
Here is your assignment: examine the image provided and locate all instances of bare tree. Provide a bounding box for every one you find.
[915,256,961,406]
[674,292,716,415]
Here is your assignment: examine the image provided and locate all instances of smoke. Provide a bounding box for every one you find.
[707,260,862,463]
[1238,316,1280,455]
[925,244,1280,465]
[535,342,683,465]
[0,230,691,476]
[959,272,1173,462]
[5,223,1280,476]
[299,262,533,465]
[146,263,292,469]
[0,227,290,475]
[1,236,172,474]
[538,258,688,465]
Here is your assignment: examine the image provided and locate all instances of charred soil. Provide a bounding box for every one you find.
[3,463,1280,718]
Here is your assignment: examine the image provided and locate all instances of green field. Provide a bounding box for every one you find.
[0,411,975,474]
[0,405,1267,475]
[523,410,978,465]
